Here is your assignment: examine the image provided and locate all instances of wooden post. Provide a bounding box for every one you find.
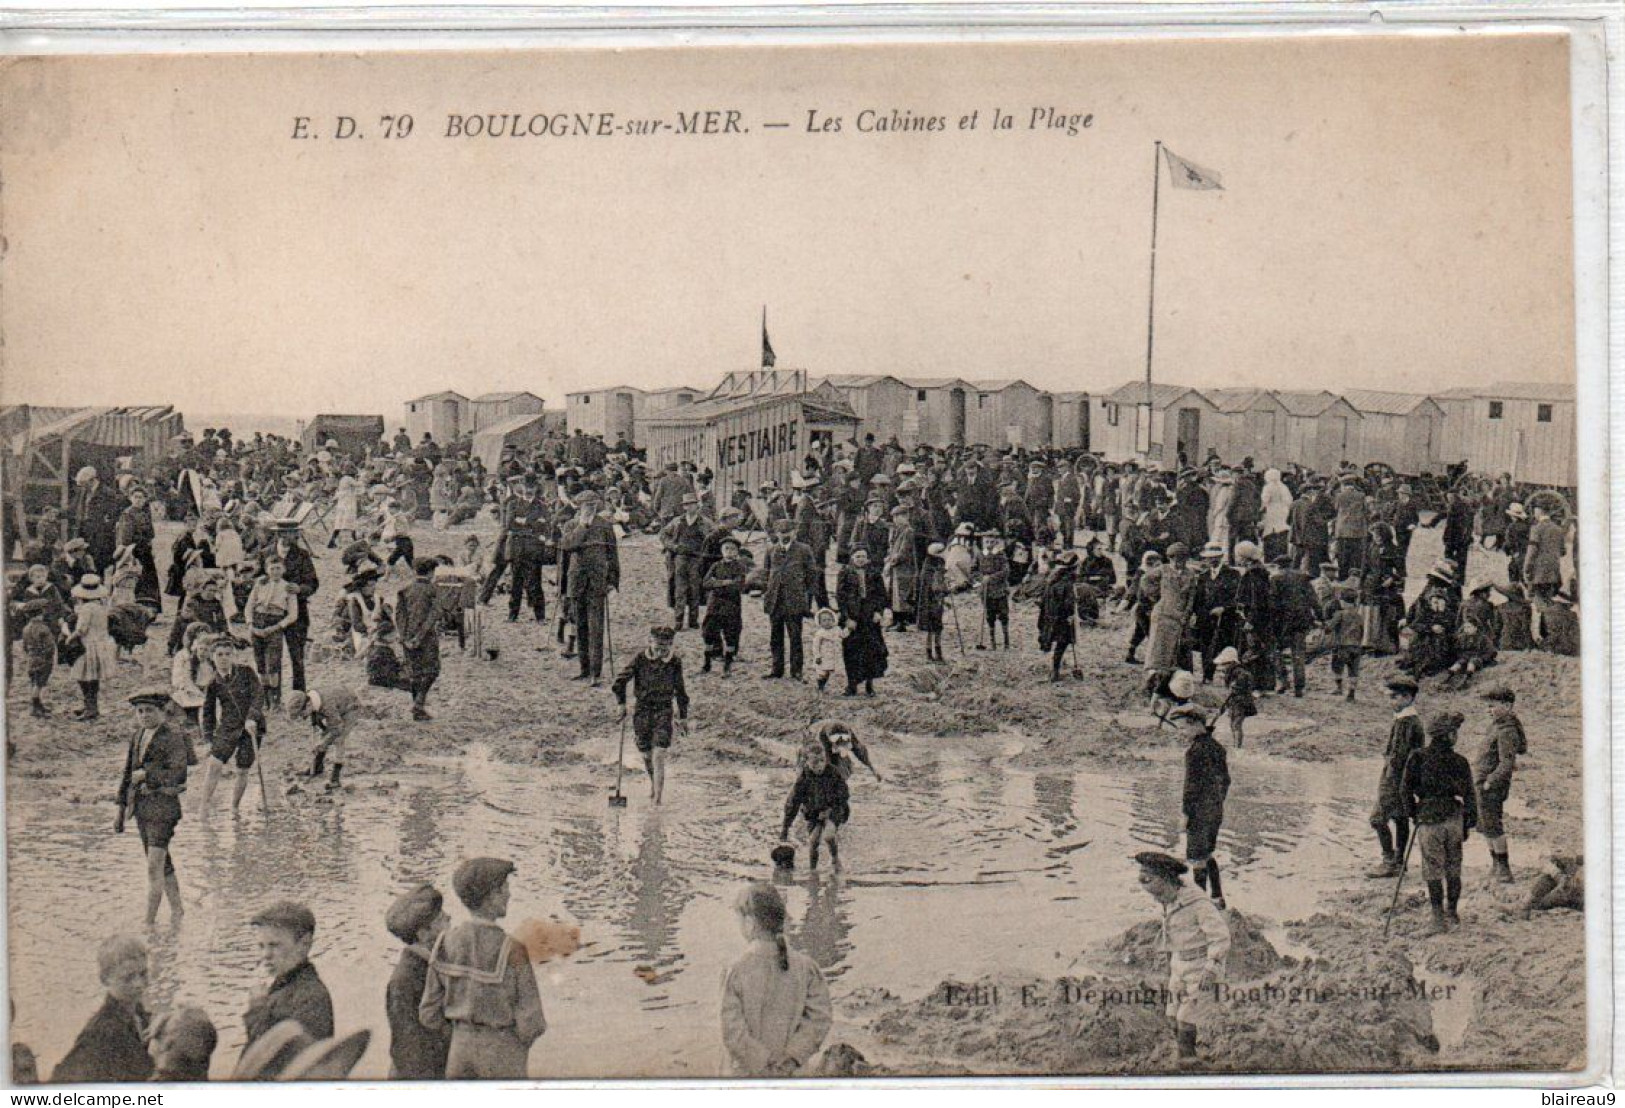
[59,436,72,513]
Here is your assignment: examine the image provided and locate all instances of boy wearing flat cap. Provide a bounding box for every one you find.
[1474,685,1525,884]
[1400,711,1478,934]
[198,636,267,815]
[420,858,546,1079]
[385,884,451,1079]
[611,626,690,806]
[1134,851,1230,1068]
[118,688,191,924]
[242,902,334,1050]
[285,683,363,789]
[1368,676,1424,880]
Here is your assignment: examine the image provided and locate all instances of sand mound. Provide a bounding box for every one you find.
[1096,911,1287,981]
[864,912,1446,1074]
[868,974,1168,1074]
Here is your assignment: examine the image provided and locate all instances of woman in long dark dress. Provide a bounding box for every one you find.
[114,486,163,609]
[835,549,889,697]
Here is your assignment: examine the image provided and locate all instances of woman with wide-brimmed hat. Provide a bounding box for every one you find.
[66,574,118,720]
[1400,561,1461,678]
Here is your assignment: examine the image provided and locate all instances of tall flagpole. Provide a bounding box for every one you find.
[1143,140,1163,456]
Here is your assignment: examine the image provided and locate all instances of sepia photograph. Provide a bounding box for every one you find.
[0,25,1606,1084]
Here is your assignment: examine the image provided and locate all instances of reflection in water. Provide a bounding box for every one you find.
[1127,775,1181,853]
[626,814,686,973]
[7,730,1382,1078]
[1032,774,1077,841]
[792,876,854,978]
[1220,773,1315,868]
[396,786,454,886]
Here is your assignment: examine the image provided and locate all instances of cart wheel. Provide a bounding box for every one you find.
[1363,462,1396,487]
[1525,489,1571,527]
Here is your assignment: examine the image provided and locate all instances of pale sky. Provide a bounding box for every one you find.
[0,33,1575,419]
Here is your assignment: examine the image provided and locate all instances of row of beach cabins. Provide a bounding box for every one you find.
[403,375,1575,489]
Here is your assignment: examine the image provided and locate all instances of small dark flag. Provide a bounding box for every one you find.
[762,317,777,368]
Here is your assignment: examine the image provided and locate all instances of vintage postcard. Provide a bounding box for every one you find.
[0,23,1607,1085]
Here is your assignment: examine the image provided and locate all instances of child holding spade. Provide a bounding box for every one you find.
[611,625,689,806]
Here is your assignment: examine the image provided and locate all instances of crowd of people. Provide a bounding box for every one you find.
[2,419,1584,1078]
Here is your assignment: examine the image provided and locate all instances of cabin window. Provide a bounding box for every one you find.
[1488,401,1503,420]
[1107,403,1119,427]
[583,395,591,404]
[978,394,989,408]
[1537,404,1553,423]
[916,389,927,402]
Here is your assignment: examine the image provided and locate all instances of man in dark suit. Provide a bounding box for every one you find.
[499,477,549,623]
[560,492,620,686]
[71,466,123,574]
[272,525,320,693]
[1190,543,1242,683]
[761,519,817,680]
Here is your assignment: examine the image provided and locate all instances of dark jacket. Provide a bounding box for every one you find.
[387,946,451,1079]
[1037,566,1078,650]
[1474,710,1523,794]
[1375,709,1426,818]
[560,516,620,599]
[243,960,335,1049]
[1401,742,1478,829]
[51,996,152,1084]
[702,556,747,615]
[1267,567,1320,634]
[501,496,552,560]
[1192,565,1241,618]
[119,720,190,827]
[781,764,850,837]
[202,664,267,744]
[1079,553,1116,591]
[842,517,890,568]
[762,540,818,619]
[1182,732,1231,819]
[395,578,441,658]
[278,543,320,630]
[72,482,124,568]
[611,651,689,718]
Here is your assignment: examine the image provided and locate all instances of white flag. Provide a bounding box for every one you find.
[1163,147,1223,191]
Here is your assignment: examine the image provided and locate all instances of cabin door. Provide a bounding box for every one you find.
[1176,408,1201,467]
[949,390,968,446]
